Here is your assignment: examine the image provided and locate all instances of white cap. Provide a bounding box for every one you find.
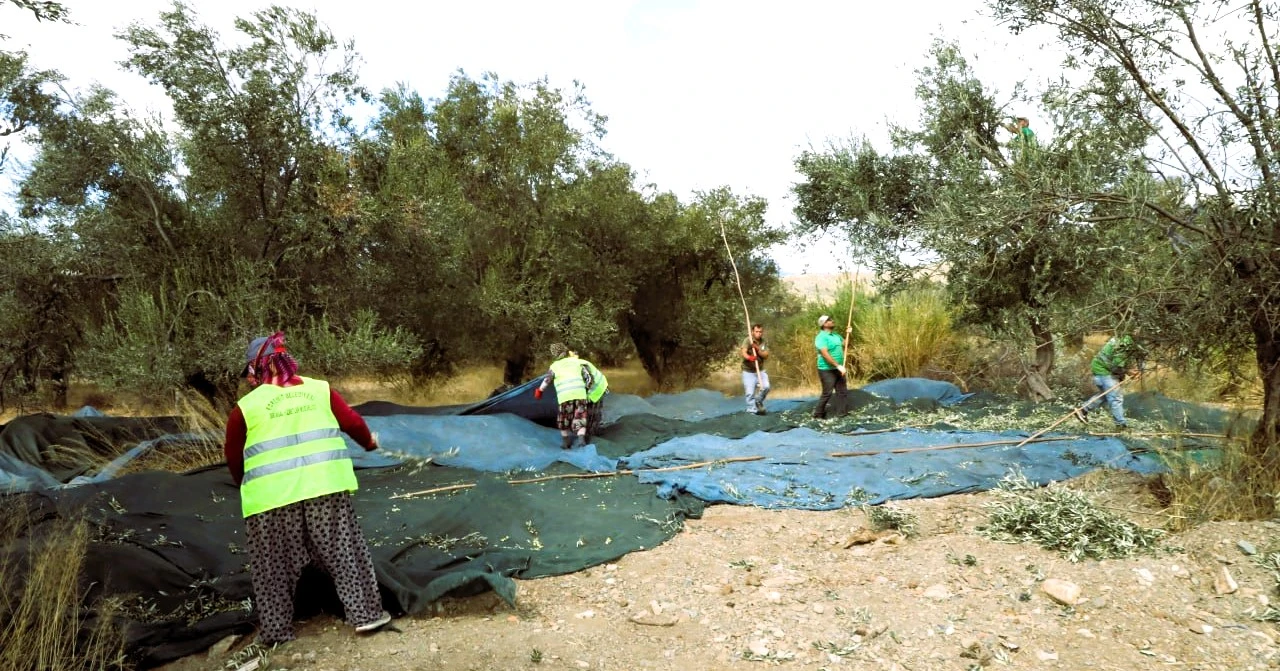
[818,315,832,328]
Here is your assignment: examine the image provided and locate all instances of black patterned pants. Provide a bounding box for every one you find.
[245,491,384,643]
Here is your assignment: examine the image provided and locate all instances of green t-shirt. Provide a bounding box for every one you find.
[814,330,844,370]
[1091,335,1134,376]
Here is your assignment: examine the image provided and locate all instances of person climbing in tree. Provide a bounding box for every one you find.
[223,332,391,645]
[1004,116,1035,144]
[1075,334,1142,429]
[741,323,771,415]
[535,343,608,448]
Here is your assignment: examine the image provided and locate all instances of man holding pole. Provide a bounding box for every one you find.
[813,315,849,419]
[1075,334,1141,429]
[741,324,770,415]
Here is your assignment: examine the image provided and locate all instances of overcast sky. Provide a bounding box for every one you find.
[3,0,1060,275]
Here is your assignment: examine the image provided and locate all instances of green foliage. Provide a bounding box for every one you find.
[857,287,957,381]
[863,503,920,537]
[293,310,423,378]
[980,472,1165,562]
[987,0,1280,450]
[3,2,785,402]
[793,40,1151,400]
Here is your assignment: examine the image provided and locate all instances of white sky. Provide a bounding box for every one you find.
[2,0,1062,275]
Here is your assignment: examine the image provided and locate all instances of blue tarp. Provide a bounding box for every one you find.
[860,378,974,406]
[358,414,616,473]
[619,427,1159,509]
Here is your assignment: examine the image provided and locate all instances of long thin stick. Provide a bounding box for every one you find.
[507,456,767,485]
[390,483,476,499]
[841,268,856,369]
[718,218,763,400]
[1087,431,1227,439]
[829,435,1073,457]
[1013,377,1129,449]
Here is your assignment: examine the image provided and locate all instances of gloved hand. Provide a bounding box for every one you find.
[534,388,544,400]
[836,365,846,376]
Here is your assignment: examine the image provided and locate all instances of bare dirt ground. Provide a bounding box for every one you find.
[167,471,1280,671]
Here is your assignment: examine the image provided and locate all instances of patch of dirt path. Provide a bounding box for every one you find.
[169,472,1280,671]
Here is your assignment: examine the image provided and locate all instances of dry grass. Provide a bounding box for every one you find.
[852,289,959,381]
[1152,434,1280,531]
[0,507,127,670]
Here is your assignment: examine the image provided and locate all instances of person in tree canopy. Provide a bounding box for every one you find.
[223,332,391,645]
[535,343,608,449]
[1075,334,1142,428]
[1004,116,1035,144]
[740,323,771,415]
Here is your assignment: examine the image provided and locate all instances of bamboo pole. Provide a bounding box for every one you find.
[718,218,764,405]
[829,435,1073,458]
[1013,377,1128,449]
[390,483,476,499]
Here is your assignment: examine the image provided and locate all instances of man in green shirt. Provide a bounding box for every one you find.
[1076,334,1140,428]
[813,315,848,419]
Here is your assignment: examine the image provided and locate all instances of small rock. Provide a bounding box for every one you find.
[290,653,303,663]
[745,574,762,587]
[575,609,595,619]
[748,639,771,656]
[1169,565,1190,578]
[812,603,825,614]
[429,643,439,653]
[650,600,662,615]
[922,584,951,600]
[1214,566,1239,595]
[1134,568,1155,585]
[630,613,679,627]
[765,591,782,603]
[1037,650,1059,661]
[1188,621,1214,635]
[303,652,315,662]
[1041,579,1082,606]
[719,584,734,595]
[1238,540,1258,556]
[1076,628,1095,639]
[701,584,720,593]
[506,615,519,623]
[575,661,590,669]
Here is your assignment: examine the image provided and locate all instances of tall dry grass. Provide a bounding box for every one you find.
[1153,434,1280,531]
[0,508,127,670]
[852,289,958,381]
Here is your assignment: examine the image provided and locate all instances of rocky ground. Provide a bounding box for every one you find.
[163,470,1280,671]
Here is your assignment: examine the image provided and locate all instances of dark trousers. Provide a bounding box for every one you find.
[814,368,848,418]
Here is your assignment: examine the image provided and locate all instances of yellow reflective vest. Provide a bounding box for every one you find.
[549,357,589,403]
[236,377,357,518]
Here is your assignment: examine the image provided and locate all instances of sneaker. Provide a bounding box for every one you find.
[560,436,574,450]
[356,611,392,633]
[1072,408,1089,424]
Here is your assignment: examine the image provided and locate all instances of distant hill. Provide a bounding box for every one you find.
[782,271,875,301]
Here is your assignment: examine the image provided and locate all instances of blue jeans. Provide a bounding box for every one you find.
[1084,374,1126,426]
[742,370,770,411]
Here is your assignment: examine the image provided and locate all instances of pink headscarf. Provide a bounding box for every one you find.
[246,332,301,387]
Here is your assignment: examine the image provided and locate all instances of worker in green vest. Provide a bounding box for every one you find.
[534,343,608,448]
[223,332,390,644]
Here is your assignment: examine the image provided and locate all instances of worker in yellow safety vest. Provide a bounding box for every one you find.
[534,343,608,449]
[223,332,390,644]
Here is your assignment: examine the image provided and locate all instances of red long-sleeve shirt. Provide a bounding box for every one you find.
[224,386,376,485]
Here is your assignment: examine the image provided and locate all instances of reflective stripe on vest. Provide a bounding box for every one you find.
[242,448,351,484]
[550,357,588,403]
[236,377,358,518]
[244,427,344,460]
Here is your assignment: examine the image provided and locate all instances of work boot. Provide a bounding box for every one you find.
[560,435,574,450]
[572,434,587,449]
[1072,408,1089,424]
